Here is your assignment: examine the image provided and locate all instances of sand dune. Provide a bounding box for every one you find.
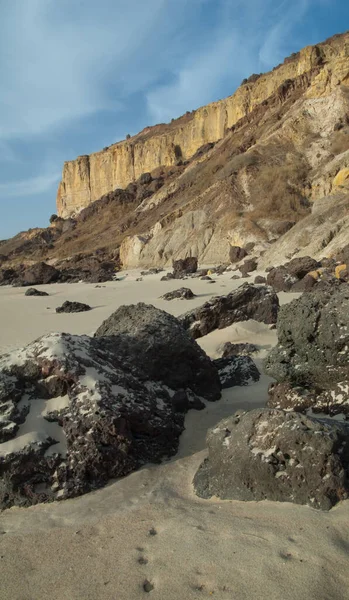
[0,271,348,600]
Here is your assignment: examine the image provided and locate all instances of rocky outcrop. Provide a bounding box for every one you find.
[265,286,349,417]
[94,303,221,401]
[25,288,49,297]
[179,284,279,339]
[172,257,198,277]
[57,34,349,218]
[193,408,349,510]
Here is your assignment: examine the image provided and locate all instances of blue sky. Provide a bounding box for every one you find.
[0,0,347,239]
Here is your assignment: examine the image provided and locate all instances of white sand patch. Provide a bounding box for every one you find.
[0,395,68,458]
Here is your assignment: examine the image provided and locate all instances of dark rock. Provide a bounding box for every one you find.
[25,288,49,297]
[221,342,259,358]
[161,287,195,301]
[0,324,215,509]
[290,273,317,292]
[265,286,349,417]
[214,356,260,388]
[0,268,17,286]
[160,273,175,281]
[321,257,336,269]
[240,258,258,277]
[179,283,279,339]
[193,408,349,510]
[143,580,154,593]
[138,172,152,185]
[231,275,240,280]
[140,268,164,276]
[286,256,319,279]
[254,275,266,284]
[266,266,297,292]
[201,275,212,281]
[56,301,92,313]
[172,257,198,278]
[17,262,59,286]
[94,303,221,401]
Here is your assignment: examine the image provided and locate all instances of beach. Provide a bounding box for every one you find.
[0,270,348,600]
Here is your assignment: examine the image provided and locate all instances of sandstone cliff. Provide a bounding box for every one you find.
[57,33,349,219]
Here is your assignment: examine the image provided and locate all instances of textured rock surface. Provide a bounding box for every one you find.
[214,356,260,388]
[56,301,92,313]
[17,262,59,286]
[265,286,349,417]
[161,288,195,301]
[0,332,197,508]
[94,303,221,401]
[56,34,349,218]
[221,342,259,357]
[25,288,49,297]
[179,284,279,339]
[194,408,349,510]
[172,257,198,277]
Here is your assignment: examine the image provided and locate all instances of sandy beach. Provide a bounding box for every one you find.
[0,270,348,600]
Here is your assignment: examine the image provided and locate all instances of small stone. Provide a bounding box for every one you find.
[143,580,154,593]
[148,527,157,536]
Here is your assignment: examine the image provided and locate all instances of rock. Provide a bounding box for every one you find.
[161,287,196,301]
[160,273,175,281]
[221,342,259,357]
[58,256,116,283]
[193,408,349,510]
[172,257,198,278]
[94,303,221,401]
[231,275,240,280]
[17,262,59,286]
[266,266,297,292]
[265,286,349,417]
[56,301,92,313]
[254,275,266,284]
[0,331,196,508]
[25,288,49,297]
[138,172,152,185]
[0,268,17,286]
[240,258,258,277]
[201,275,212,281]
[290,273,317,292]
[179,283,279,339]
[229,246,248,264]
[285,256,319,279]
[213,356,260,388]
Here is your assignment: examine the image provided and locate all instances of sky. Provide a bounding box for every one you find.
[0,0,348,239]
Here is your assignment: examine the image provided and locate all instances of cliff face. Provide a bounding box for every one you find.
[57,34,349,218]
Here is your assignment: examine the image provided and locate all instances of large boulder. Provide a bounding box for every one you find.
[161,287,195,300]
[240,258,258,277]
[56,301,92,313]
[194,408,349,510]
[0,268,17,286]
[0,329,212,509]
[229,246,247,264]
[179,284,279,339]
[266,266,297,292]
[17,262,59,286]
[286,256,319,279]
[172,257,198,278]
[265,286,349,417]
[25,288,49,297]
[94,303,221,401]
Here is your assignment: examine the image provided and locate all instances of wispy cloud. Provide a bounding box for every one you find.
[0,172,60,198]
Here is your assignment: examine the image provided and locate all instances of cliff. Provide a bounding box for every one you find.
[56,33,349,218]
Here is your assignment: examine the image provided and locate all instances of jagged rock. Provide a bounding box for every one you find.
[172,257,198,278]
[58,256,116,283]
[221,342,259,357]
[193,408,349,510]
[240,258,258,277]
[266,266,297,291]
[161,288,195,300]
[254,275,266,284]
[25,288,49,297]
[16,262,59,286]
[0,332,197,508]
[56,301,91,313]
[94,303,221,401]
[286,256,319,278]
[229,246,248,264]
[179,284,279,339]
[265,286,349,417]
[214,356,260,388]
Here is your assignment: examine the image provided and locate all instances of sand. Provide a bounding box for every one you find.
[0,270,348,600]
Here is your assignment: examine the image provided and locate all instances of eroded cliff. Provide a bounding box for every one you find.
[57,33,349,218]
